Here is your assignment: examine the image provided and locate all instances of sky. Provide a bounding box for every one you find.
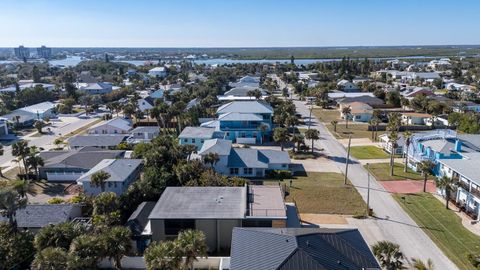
[0,0,479,47]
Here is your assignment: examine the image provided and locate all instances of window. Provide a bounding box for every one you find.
[192,139,196,143]
[201,139,204,143]
[243,168,253,175]
[108,182,112,187]
[226,132,230,137]
[230,168,239,175]
[282,164,287,168]
[164,219,195,235]
[183,139,188,143]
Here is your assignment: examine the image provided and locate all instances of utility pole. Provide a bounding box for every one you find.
[366,163,371,216]
[308,105,313,130]
[344,135,352,185]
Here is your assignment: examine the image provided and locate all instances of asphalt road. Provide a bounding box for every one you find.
[293,98,457,269]
[0,115,100,172]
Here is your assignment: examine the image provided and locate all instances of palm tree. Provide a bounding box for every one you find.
[411,258,434,270]
[273,127,289,151]
[203,152,219,168]
[11,140,30,176]
[90,170,111,192]
[32,247,69,270]
[372,241,405,270]
[27,146,43,180]
[291,133,304,153]
[387,112,401,132]
[102,226,132,270]
[388,132,399,177]
[331,120,338,133]
[285,115,299,151]
[177,229,208,270]
[403,131,413,173]
[417,160,435,193]
[435,175,456,209]
[144,241,182,270]
[368,119,376,141]
[0,144,4,178]
[0,188,27,229]
[34,120,46,134]
[257,123,269,143]
[304,129,320,154]
[341,106,352,128]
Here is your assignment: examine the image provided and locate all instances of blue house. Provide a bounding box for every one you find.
[405,130,480,174]
[178,126,223,150]
[205,101,273,144]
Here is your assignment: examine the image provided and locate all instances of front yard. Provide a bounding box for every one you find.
[365,162,434,181]
[312,108,341,123]
[350,146,389,159]
[394,193,480,270]
[326,123,386,140]
[266,172,366,215]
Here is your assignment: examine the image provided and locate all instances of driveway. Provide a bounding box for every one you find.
[293,96,457,269]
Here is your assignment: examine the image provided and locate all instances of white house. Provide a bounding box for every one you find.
[401,112,432,126]
[379,134,405,155]
[337,79,359,92]
[77,159,143,196]
[0,118,8,136]
[88,117,132,134]
[77,82,113,95]
[148,67,167,78]
[340,102,373,123]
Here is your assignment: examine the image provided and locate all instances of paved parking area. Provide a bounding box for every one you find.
[381,180,436,194]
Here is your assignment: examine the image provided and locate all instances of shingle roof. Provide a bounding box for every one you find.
[228,148,269,168]
[131,126,160,133]
[91,117,131,131]
[338,96,383,106]
[67,134,127,147]
[217,101,273,115]
[224,87,267,97]
[219,112,264,121]
[179,126,216,139]
[439,153,480,185]
[198,139,232,155]
[149,187,247,219]
[77,159,143,183]
[0,204,82,228]
[127,201,156,235]
[40,148,125,169]
[230,228,380,270]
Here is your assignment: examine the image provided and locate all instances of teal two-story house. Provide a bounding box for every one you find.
[210,101,273,144]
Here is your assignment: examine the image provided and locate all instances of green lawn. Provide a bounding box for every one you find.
[394,193,480,270]
[312,109,341,123]
[350,146,389,159]
[365,162,434,181]
[265,172,366,215]
[326,123,387,140]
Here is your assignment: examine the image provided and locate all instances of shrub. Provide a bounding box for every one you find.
[267,170,292,179]
[48,197,65,204]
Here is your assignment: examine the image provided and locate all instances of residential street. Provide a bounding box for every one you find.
[293,98,458,269]
[0,115,100,174]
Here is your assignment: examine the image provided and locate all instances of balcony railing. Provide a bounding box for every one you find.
[458,181,470,191]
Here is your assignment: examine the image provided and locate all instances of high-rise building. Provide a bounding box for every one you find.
[37,45,52,59]
[14,45,30,59]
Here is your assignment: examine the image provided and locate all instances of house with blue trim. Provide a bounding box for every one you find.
[405,130,480,174]
[178,126,223,150]
[202,101,273,144]
[196,139,291,178]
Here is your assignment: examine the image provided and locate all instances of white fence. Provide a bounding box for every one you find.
[98,256,230,269]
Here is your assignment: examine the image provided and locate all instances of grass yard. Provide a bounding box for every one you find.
[312,108,341,123]
[365,162,434,181]
[265,172,366,215]
[394,193,480,270]
[350,146,389,159]
[326,123,386,140]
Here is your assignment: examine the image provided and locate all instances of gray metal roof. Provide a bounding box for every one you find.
[198,139,232,156]
[67,134,127,147]
[219,112,264,121]
[90,117,132,131]
[217,101,273,115]
[40,148,125,169]
[230,228,380,270]
[338,96,384,106]
[77,159,143,183]
[0,204,82,228]
[179,126,216,139]
[149,186,247,219]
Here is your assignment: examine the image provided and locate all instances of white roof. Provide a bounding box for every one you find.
[18,101,56,114]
